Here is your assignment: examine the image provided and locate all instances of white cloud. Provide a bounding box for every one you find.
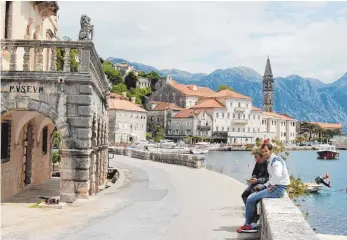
[57,1,347,83]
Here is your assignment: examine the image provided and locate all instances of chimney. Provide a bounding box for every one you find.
[122,92,127,98]
[131,97,136,104]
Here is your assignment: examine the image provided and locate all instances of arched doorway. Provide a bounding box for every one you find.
[1,110,58,202]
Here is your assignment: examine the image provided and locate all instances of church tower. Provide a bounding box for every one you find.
[263,57,274,112]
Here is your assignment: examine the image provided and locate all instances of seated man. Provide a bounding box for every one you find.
[241,151,269,205]
[237,142,290,233]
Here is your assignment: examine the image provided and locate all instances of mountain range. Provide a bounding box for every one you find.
[107,57,347,132]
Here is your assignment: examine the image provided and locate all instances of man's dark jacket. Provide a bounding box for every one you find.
[252,161,269,184]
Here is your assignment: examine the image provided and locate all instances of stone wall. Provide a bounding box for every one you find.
[109,147,204,168]
[260,195,319,240]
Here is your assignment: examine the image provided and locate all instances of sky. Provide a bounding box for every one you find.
[58,1,347,83]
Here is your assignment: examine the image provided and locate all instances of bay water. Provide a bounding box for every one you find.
[205,150,347,235]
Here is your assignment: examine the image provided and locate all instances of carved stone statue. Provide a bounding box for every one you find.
[78,14,94,40]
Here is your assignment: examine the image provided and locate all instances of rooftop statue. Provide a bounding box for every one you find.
[78,14,93,40]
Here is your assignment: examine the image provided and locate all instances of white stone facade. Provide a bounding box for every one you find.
[109,110,147,144]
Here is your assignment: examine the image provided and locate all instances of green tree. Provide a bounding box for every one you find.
[111,83,128,95]
[52,131,61,148]
[295,136,307,144]
[153,127,166,142]
[217,84,233,92]
[146,132,153,140]
[56,48,79,72]
[128,87,152,105]
[125,71,138,89]
[102,60,123,85]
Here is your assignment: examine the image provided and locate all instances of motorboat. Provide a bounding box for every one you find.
[305,183,323,193]
[317,144,339,160]
[191,142,210,154]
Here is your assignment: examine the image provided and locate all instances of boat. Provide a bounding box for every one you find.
[190,142,210,155]
[159,139,177,149]
[317,144,339,160]
[305,183,323,193]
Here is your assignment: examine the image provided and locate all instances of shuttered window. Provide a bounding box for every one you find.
[42,126,48,155]
[1,120,12,162]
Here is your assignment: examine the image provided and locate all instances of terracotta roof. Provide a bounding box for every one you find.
[172,109,204,118]
[252,106,262,111]
[262,111,294,120]
[213,89,251,100]
[169,81,215,97]
[151,102,183,111]
[310,122,342,129]
[191,98,225,109]
[108,98,147,112]
[109,92,129,100]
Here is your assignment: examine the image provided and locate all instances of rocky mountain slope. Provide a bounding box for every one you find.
[108,57,347,132]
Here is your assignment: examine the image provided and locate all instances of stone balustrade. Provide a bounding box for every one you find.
[0,39,109,99]
[260,195,319,240]
[109,147,204,168]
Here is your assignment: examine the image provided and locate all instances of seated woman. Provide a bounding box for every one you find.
[241,150,269,205]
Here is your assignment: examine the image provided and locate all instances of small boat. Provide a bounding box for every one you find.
[317,144,339,160]
[305,183,323,193]
[190,142,210,155]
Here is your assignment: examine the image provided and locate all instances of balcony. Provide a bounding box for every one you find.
[1,39,108,94]
[197,125,211,131]
[231,119,249,125]
[234,107,246,112]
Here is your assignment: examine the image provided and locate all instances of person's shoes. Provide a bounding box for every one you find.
[237,224,258,233]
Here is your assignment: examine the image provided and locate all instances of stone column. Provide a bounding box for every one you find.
[89,151,96,195]
[60,149,90,202]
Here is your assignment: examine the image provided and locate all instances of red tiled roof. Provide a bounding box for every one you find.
[172,109,204,118]
[108,98,147,112]
[191,98,225,109]
[152,102,183,111]
[252,106,262,111]
[169,81,215,97]
[213,89,251,100]
[263,111,294,120]
[310,122,342,129]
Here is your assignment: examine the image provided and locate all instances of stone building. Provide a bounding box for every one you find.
[167,109,213,140]
[147,101,183,133]
[136,76,151,89]
[1,4,109,203]
[149,79,215,108]
[108,95,147,144]
[115,63,134,78]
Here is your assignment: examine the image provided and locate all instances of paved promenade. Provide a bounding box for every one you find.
[2,155,259,240]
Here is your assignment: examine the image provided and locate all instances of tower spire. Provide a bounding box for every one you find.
[264,57,273,76]
[263,57,274,112]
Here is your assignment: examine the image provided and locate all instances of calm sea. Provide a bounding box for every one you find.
[205,150,347,236]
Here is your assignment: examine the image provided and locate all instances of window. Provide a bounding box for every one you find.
[222,127,224,131]
[258,116,260,120]
[232,128,235,132]
[238,114,240,119]
[216,113,219,118]
[238,128,240,132]
[216,127,219,131]
[284,132,286,136]
[4,2,11,39]
[243,128,245,132]
[238,102,241,107]
[168,129,171,134]
[230,103,232,108]
[227,127,229,131]
[176,122,179,126]
[1,121,11,162]
[42,126,48,155]
[222,113,224,118]
[227,113,230,118]
[233,114,235,119]
[248,127,250,132]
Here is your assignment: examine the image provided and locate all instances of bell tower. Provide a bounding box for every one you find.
[263,57,274,112]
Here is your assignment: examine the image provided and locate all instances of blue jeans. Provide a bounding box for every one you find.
[245,185,286,224]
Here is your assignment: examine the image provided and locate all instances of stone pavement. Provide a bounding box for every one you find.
[2,155,260,240]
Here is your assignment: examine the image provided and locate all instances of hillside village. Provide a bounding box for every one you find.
[106,59,343,145]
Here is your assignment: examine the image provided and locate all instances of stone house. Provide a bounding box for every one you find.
[136,76,151,89]
[167,109,213,141]
[108,95,147,144]
[149,79,215,108]
[1,3,109,203]
[147,101,183,133]
[115,63,134,79]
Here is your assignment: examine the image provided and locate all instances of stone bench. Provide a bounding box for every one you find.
[260,195,319,240]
